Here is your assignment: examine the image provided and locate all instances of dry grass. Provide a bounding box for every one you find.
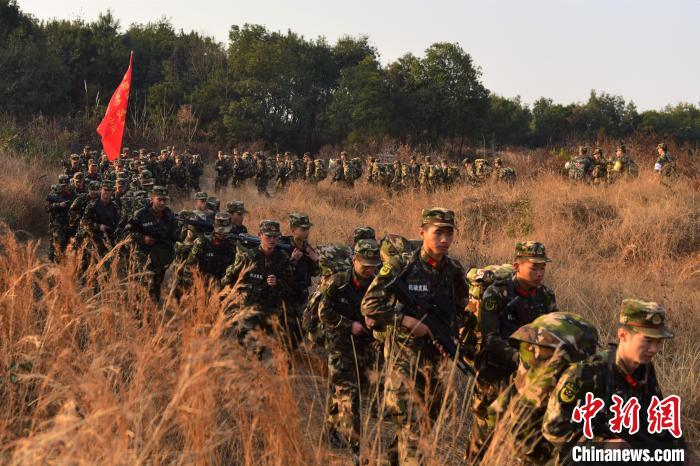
[0,148,698,464]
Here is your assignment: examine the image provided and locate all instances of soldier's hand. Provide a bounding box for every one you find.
[99,224,109,233]
[305,244,319,262]
[401,315,432,339]
[364,316,377,328]
[143,235,156,246]
[60,201,68,208]
[290,248,304,262]
[266,275,277,287]
[351,321,367,336]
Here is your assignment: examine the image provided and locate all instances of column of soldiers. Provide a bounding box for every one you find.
[46,146,687,465]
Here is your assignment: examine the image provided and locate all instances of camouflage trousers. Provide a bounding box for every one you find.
[226,303,293,360]
[324,333,375,448]
[135,245,174,302]
[383,336,447,466]
[48,224,71,262]
[467,376,510,462]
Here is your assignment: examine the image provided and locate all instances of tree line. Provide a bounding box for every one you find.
[1,0,699,154]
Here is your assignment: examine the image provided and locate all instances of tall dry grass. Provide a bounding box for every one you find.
[0,148,698,464]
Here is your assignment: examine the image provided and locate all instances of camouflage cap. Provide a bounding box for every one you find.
[259,219,281,237]
[206,196,220,211]
[352,226,376,245]
[593,148,603,156]
[226,201,248,214]
[314,159,323,166]
[354,239,382,267]
[70,153,80,161]
[515,241,551,263]
[657,142,667,151]
[115,178,128,187]
[578,146,589,155]
[58,174,70,186]
[133,190,147,199]
[620,298,673,339]
[494,157,503,165]
[72,172,84,181]
[194,191,208,201]
[421,207,456,229]
[101,180,115,191]
[151,186,169,198]
[83,145,91,150]
[140,170,153,180]
[289,212,313,228]
[510,312,599,358]
[213,212,233,234]
[88,180,101,192]
[88,159,97,166]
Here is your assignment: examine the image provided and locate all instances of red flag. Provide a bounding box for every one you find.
[97,51,133,161]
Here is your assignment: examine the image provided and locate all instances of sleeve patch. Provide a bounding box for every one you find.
[559,381,578,403]
[484,296,497,311]
[379,263,393,277]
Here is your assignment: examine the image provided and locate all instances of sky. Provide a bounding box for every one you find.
[18,0,700,111]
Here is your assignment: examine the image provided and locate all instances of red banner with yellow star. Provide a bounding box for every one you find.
[97,51,133,161]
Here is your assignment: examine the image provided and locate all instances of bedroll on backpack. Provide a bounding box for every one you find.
[302,288,326,347]
[466,263,515,314]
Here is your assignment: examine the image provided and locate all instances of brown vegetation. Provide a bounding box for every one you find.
[0,148,698,464]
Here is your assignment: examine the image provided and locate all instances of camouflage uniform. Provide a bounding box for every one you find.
[589,148,608,185]
[494,158,517,184]
[188,154,204,191]
[185,212,237,286]
[46,176,77,261]
[69,181,101,246]
[81,180,120,258]
[469,241,558,461]
[221,220,293,358]
[607,144,638,183]
[565,146,593,182]
[126,186,179,301]
[542,299,683,464]
[320,240,382,453]
[253,154,271,196]
[361,208,471,465]
[654,143,676,178]
[168,158,190,196]
[214,153,232,191]
[486,313,599,465]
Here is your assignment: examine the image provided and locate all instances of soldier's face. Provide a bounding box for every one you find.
[353,258,376,279]
[231,212,244,224]
[259,233,278,252]
[514,261,546,287]
[195,200,206,210]
[420,225,454,257]
[100,190,112,202]
[618,329,663,365]
[292,226,310,241]
[616,150,623,158]
[152,196,168,211]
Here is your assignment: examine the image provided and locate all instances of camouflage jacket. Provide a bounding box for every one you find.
[361,249,470,349]
[477,277,557,380]
[186,235,237,281]
[221,245,293,312]
[318,269,372,338]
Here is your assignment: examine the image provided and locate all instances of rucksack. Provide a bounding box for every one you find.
[466,264,515,315]
[301,288,326,347]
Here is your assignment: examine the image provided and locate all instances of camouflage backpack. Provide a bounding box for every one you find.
[567,156,592,180]
[302,287,326,347]
[466,264,515,315]
[378,233,422,265]
[314,159,327,181]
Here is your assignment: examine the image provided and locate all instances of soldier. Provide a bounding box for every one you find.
[214,151,232,191]
[404,156,419,189]
[231,151,244,187]
[274,153,290,190]
[303,153,314,182]
[313,159,327,183]
[565,146,593,182]
[320,239,382,459]
[418,156,432,191]
[69,180,101,245]
[86,160,102,182]
[494,158,517,184]
[46,175,77,261]
[654,142,676,179]
[82,180,120,258]
[225,201,249,235]
[590,148,608,185]
[65,154,84,177]
[185,212,237,286]
[71,172,86,195]
[253,152,271,197]
[485,313,599,465]
[188,154,204,191]
[390,159,404,192]
[608,143,638,183]
[543,299,684,463]
[282,213,320,341]
[469,241,558,461]
[473,158,493,184]
[168,156,190,197]
[126,186,179,301]
[221,220,293,359]
[332,152,347,186]
[361,208,471,465]
[193,192,212,222]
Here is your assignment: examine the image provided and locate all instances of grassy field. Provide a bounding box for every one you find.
[0,147,698,464]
